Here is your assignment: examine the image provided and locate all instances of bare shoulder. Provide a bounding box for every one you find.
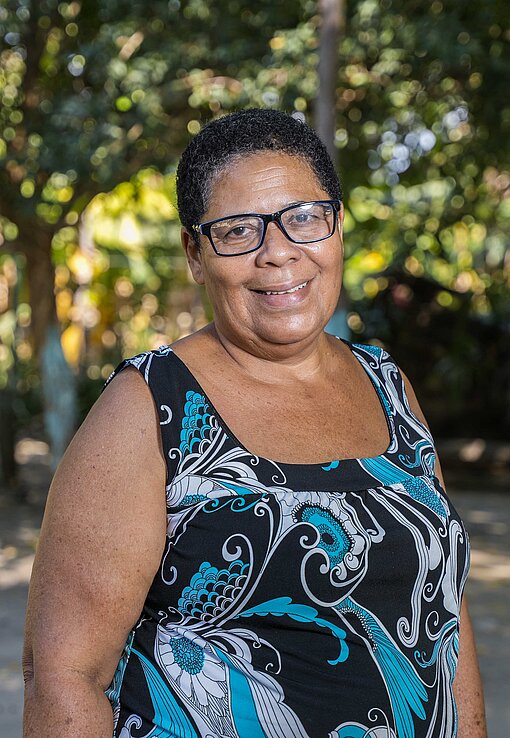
[50,364,167,500]
[94,362,161,425]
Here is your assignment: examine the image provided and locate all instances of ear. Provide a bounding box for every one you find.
[181,228,205,285]
[337,202,345,243]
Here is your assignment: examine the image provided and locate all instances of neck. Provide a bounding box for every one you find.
[207,323,338,384]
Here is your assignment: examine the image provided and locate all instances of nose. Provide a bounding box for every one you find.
[254,220,302,267]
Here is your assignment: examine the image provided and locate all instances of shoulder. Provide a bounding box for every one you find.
[104,344,174,386]
[344,338,443,477]
[347,339,391,365]
[397,366,430,428]
[101,344,181,418]
[75,349,175,476]
[397,365,446,484]
[348,339,429,423]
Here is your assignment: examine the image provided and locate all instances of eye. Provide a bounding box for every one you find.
[220,223,261,244]
[225,224,252,239]
[286,206,322,227]
[292,211,316,224]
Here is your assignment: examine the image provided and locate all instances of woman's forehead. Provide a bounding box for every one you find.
[206,151,326,213]
[216,150,315,180]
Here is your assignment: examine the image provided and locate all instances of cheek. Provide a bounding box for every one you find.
[203,266,251,312]
[314,240,343,277]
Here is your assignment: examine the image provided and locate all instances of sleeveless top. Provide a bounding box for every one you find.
[103,340,469,738]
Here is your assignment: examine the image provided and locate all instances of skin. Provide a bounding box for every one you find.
[23,151,486,737]
[185,154,344,357]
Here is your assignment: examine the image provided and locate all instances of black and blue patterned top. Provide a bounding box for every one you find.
[103,340,469,738]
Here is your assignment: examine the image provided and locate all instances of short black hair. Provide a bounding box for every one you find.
[176,109,342,245]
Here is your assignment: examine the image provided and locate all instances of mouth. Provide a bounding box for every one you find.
[253,280,310,296]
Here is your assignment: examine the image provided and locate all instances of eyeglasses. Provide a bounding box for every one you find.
[191,199,341,256]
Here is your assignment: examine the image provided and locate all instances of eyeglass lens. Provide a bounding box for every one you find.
[209,202,336,254]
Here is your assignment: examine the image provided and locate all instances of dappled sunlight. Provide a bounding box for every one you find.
[469,549,510,583]
[14,439,49,465]
[0,554,34,590]
[0,0,509,441]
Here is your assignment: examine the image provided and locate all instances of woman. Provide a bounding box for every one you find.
[23,109,486,738]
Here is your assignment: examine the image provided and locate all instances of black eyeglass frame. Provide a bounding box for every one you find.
[191,199,342,257]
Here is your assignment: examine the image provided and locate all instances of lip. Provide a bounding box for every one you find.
[250,277,314,307]
[250,279,312,295]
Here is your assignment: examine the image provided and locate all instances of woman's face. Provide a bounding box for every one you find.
[183,151,344,355]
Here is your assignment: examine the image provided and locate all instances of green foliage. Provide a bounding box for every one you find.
[0,0,314,228]
[0,0,315,413]
[330,0,510,433]
[0,0,509,436]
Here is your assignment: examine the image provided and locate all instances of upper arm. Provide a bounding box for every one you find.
[454,599,487,736]
[24,367,167,689]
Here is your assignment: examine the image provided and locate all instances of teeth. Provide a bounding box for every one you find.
[262,281,308,295]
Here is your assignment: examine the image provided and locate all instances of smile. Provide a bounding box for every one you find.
[255,280,309,296]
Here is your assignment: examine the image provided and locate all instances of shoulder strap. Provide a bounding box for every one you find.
[351,342,436,477]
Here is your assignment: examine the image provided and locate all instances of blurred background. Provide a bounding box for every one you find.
[0,1,509,736]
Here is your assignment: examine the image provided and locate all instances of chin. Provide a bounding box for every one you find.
[254,315,325,346]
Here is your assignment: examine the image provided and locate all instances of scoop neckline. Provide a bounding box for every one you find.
[167,338,395,471]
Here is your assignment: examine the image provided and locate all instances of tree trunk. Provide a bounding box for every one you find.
[315,0,345,166]
[0,381,18,488]
[24,227,58,355]
[40,324,77,470]
[22,225,77,471]
[0,254,20,491]
[316,0,350,339]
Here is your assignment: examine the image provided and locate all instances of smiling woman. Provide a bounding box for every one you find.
[181,151,344,355]
[23,109,486,738]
